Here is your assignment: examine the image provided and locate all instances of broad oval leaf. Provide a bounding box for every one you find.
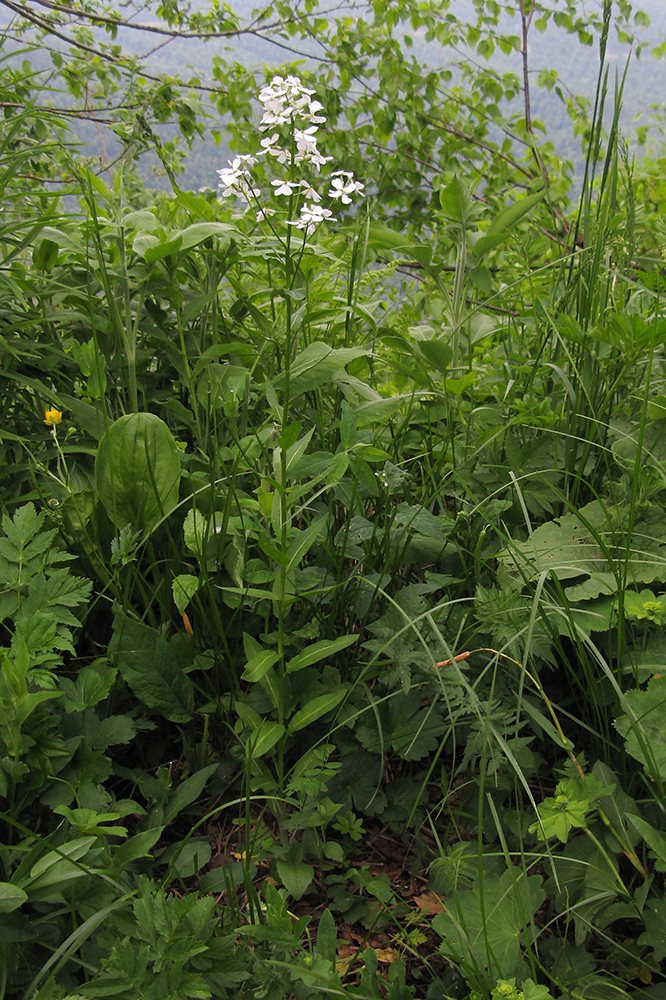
[95,413,181,535]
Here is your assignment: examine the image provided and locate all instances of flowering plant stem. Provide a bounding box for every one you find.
[275,220,294,791]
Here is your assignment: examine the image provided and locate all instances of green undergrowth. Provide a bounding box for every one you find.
[2,7,666,998]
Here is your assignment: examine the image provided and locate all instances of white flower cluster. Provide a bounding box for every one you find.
[216,153,259,203]
[217,74,364,238]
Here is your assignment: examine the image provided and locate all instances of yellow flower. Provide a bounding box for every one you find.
[44,409,63,426]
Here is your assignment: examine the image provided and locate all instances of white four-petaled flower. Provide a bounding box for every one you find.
[328,170,365,204]
[217,76,363,228]
[271,179,299,197]
[287,203,334,235]
[217,154,259,201]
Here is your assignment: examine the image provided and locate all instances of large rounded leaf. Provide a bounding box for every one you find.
[95,413,181,535]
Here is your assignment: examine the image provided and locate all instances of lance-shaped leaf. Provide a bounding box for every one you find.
[286,635,358,674]
[289,690,347,733]
[473,188,547,257]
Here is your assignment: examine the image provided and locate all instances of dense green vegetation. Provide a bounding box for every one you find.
[2,0,666,997]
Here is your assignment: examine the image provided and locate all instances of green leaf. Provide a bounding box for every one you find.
[367,223,432,267]
[356,691,446,761]
[433,869,544,979]
[498,501,608,590]
[473,188,547,257]
[444,371,476,395]
[89,714,137,750]
[59,661,117,712]
[40,225,82,253]
[615,675,666,782]
[289,690,347,733]
[172,574,200,616]
[529,774,607,843]
[162,763,218,826]
[242,649,280,682]
[638,897,666,961]
[418,339,453,374]
[33,238,58,272]
[95,413,181,535]
[439,176,475,227]
[120,209,160,231]
[286,635,358,673]
[315,908,338,966]
[111,828,163,872]
[271,342,366,399]
[276,860,314,899]
[143,234,183,262]
[0,882,27,913]
[248,720,285,758]
[25,837,96,897]
[109,609,194,723]
[286,515,327,574]
[624,588,666,624]
[351,444,392,463]
[626,814,666,872]
[161,837,212,877]
[175,221,237,250]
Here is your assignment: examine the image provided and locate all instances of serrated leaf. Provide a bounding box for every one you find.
[615,675,666,782]
[109,609,194,723]
[433,869,544,979]
[529,775,606,843]
[499,501,608,589]
[638,897,666,961]
[172,574,199,615]
[89,715,137,750]
[357,691,446,761]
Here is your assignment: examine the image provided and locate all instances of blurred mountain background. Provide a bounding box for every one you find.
[3,0,666,194]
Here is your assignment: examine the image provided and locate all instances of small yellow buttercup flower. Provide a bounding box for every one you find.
[43,409,63,426]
